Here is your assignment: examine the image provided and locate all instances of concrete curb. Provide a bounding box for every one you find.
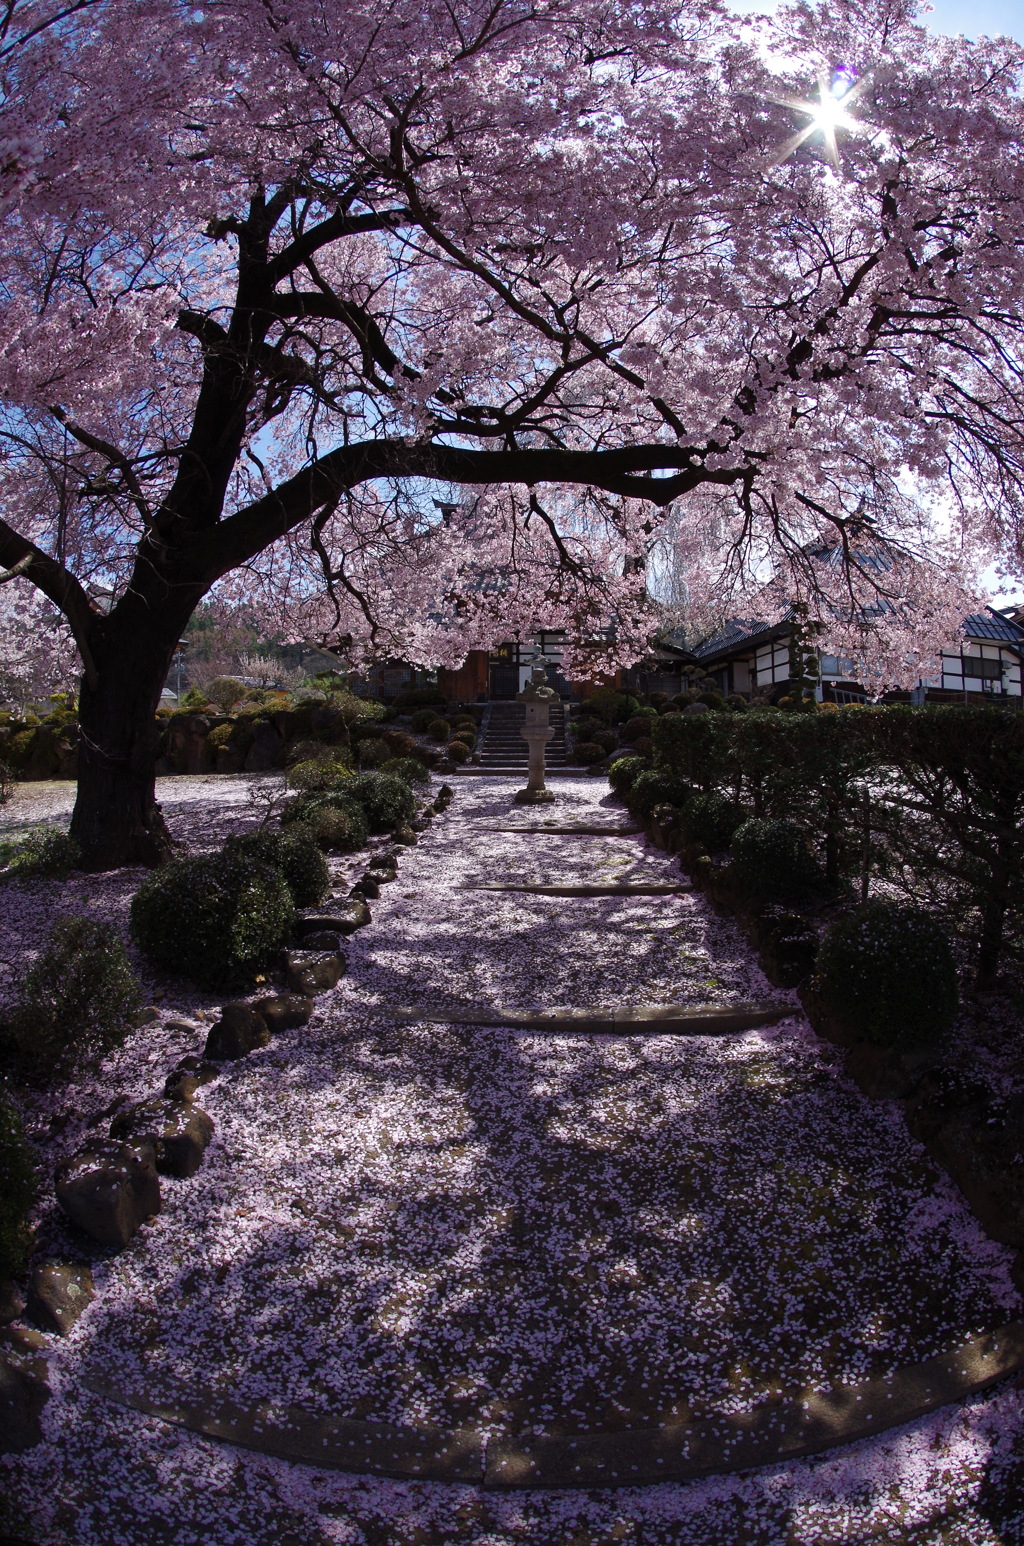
[80,1320,1024,1488]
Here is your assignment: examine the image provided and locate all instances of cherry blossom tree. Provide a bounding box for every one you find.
[1,0,1023,866]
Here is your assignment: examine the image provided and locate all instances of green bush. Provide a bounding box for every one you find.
[811,902,959,1050]
[1,916,142,1079]
[426,717,451,742]
[7,728,35,768]
[409,708,439,733]
[382,729,422,758]
[286,758,351,792]
[131,851,295,990]
[224,828,329,908]
[0,828,82,881]
[731,818,823,902]
[207,723,234,750]
[380,756,431,785]
[622,714,656,742]
[0,1096,35,1277]
[358,737,391,769]
[179,686,209,710]
[447,740,472,764]
[394,686,447,709]
[281,790,370,850]
[205,676,246,713]
[580,688,640,725]
[682,791,744,852]
[628,769,694,817]
[573,740,606,765]
[345,771,417,831]
[608,755,649,795]
[571,714,602,742]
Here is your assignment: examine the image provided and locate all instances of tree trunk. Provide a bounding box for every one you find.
[69,604,192,870]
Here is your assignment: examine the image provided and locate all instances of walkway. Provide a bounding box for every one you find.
[4,777,1023,1545]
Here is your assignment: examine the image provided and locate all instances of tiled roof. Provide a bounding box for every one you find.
[964,611,1024,644]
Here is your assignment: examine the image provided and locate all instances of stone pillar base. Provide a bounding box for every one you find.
[514,787,556,805]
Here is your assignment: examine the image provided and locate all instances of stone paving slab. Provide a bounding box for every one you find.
[465,882,692,896]
[392,1001,791,1034]
[80,1321,1024,1489]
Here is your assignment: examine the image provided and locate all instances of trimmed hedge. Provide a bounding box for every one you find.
[811,902,958,1050]
[681,791,744,853]
[224,828,330,908]
[627,769,693,818]
[131,851,295,990]
[608,755,649,795]
[731,818,823,903]
[345,771,417,831]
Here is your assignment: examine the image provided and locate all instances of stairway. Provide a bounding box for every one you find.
[470,700,571,774]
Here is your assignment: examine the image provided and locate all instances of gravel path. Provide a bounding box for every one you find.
[2,775,1023,1545]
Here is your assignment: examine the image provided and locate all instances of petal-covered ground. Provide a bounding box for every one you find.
[2,774,1023,1545]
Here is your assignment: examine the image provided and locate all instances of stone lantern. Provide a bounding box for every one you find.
[514,660,558,805]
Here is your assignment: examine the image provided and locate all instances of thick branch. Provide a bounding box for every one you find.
[0,517,99,687]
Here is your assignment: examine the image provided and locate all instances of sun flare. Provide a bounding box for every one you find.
[768,66,869,170]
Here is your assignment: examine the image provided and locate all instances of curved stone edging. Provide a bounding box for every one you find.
[80,1320,1024,1489]
[392,1002,791,1035]
[466,882,692,896]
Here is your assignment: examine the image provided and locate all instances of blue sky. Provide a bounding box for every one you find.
[922,0,1022,41]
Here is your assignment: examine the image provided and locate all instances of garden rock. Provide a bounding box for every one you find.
[0,1345,49,1453]
[252,994,313,1033]
[110,1098,214,1179]
[301,929,344,953]
[55,1139,161,1248]
[0,1281,26,1325]
[164,1057,220,1102]
[296,899,370,936]
[393,825,417,846]
[204,1003,270,1060]
[411,815,431,832]
[757,911,819,989]
[904,1068,992,1145]
[243,721,283,772]
[926,1099,1024,1248]
[26,1261,94,1337]
[353,873,381,898]
[285,951,345,996]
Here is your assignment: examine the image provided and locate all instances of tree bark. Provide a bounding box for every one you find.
[69,599,197,870]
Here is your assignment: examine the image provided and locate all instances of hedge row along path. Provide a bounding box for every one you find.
[3,774,1024,1544]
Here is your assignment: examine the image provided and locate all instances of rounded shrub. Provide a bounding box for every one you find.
[628,769,694,817]
[1,916,142,1079]
[447,740,472,764]
[286,758,350,792]
[357,737,391,769]
[682,791,744,852]
[382,729,421,758]
[426,717,451,742]
[207,723,234,751]
[608,755,649,795]
[572,715,602,742]
[131,851,295,991]
[633,735,653,757]
[205,675,246,713]
[812,902,959,1050]
[345,771,417,831]
[593,728,619,755]
[410,708,439,733]
[573,741,606,765]
[380,755,431,785]
[622,714,656,743]
[0,1095,35,1277]
[224,829,329,908]
[731,818,822,902]
[281,790,370,850]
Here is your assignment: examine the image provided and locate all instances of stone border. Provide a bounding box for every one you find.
[465,882,692,896]
[81,1321,1024,1489]
[482,825,644,837]
[392,1002,791,1035]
